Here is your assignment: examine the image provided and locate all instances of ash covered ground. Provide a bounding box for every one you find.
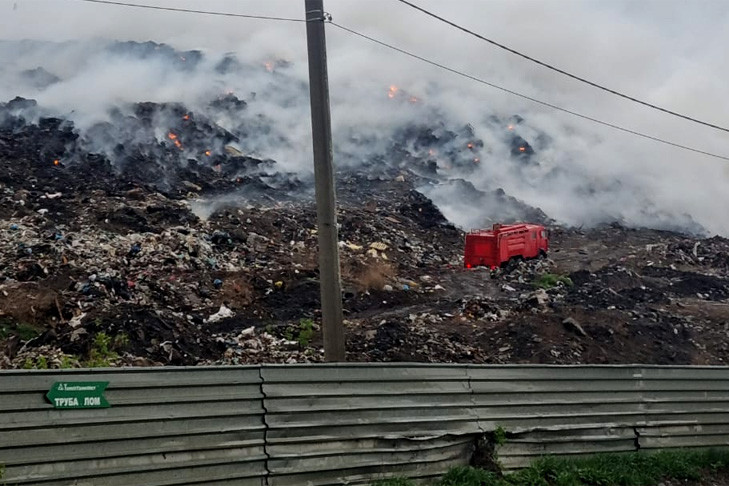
[2,42,729,369]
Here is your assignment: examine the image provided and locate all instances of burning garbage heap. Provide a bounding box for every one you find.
[1,43,729,367]
[0,93,473,368]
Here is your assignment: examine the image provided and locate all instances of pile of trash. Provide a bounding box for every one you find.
[3,90,729,368]
[0,108,467,367]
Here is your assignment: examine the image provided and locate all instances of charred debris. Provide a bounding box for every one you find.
[1,41,728,368]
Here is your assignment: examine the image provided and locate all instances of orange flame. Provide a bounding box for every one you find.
[388,85,398,99]
[467,143,474,149]
[204,150,211,157]
[507,124,515,131]
[519,146,526,152]
[53,159,60,166]
[168,133,183,149]
[182,114,190,121]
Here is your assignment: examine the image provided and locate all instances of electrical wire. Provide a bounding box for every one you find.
[73,0,307,22]
[329,22,729,162]
[395,0,729,135]
[56,0,729,160]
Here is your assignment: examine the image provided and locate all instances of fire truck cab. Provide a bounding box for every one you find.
[464,223,548,269]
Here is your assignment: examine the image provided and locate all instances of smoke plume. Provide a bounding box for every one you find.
[1,0,728,234]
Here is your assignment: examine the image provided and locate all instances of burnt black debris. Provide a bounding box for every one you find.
[1,77,728,368]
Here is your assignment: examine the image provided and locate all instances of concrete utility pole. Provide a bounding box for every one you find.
[305,0,345,362]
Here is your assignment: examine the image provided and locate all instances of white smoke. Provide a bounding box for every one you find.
[1,0,728,234]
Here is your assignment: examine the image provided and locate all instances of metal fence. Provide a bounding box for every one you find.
[1,367,266,485]
[2,364,729,485]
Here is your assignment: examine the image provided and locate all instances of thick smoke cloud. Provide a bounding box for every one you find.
[1,0,728,234]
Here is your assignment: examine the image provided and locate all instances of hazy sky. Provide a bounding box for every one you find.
[1,0,728,233]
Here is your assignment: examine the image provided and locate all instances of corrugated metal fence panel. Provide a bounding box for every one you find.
[467,366,644,469]
[634,367,729,451]
[261,364,478,486]
[3,364,729,484]
[0,367,266,486]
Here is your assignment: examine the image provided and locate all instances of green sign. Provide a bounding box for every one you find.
[46,382,110,409]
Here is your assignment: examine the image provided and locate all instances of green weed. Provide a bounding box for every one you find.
[297,318,315,347]
[493,426,507,447]
[21,353,78,369]
[369,449,729,486]
[85,332,121,368]
[60,355,79,369]
[0,320,41,341]
[0,320,9,340]
[284,318,316,348]
[370,478,414,486]
[534,273,573,289]
[112,333,130,350]
[439,466,500,486]
[22,355,49,369]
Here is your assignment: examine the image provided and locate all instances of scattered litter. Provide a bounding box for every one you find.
[205,304,234,323]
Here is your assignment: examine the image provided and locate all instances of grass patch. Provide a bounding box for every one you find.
[502,449,724,486]
[440,467,501,486]
[0,319,42,341]
[370,449,729,486]
[284,318,316,348]
[493,426,507,447]
[84,332,128,367]
[371,479,414,486]
[296,318,315,347]
[23,355,49,370]
[20,353,78,370]
[534,273,573,290]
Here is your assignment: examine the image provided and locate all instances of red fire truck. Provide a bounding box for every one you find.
[464,223,548,269]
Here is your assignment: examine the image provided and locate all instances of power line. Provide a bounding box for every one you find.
[72,0,307,22]
[55,0,729,161]
[395,0,729,135]
[329,22,729,162]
